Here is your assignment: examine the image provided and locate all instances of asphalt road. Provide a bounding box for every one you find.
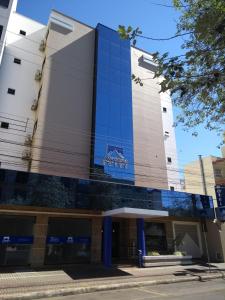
[42,279,225,300]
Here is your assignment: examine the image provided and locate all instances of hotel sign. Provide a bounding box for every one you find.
[103,145,128,169]
[215,185,225,208]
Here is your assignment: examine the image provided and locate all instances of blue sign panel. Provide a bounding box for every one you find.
[0,236,33,244]
[215,185,225,208]
[46,236,91,245]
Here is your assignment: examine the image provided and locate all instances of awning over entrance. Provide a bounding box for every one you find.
[102,207,169,219]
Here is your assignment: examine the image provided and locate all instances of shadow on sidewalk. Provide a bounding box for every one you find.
[0,264,133,281]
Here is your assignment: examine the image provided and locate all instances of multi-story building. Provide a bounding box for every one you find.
[184,151,225,262]
[0,0,223,267]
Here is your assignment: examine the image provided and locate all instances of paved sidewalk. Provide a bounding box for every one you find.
[0,263,224,299]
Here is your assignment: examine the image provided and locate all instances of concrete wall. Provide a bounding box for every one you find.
[131,47,168,189]
[31,11,95,179]
[0,11,45,171]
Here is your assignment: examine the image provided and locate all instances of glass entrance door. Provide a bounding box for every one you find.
[112,222,120,259]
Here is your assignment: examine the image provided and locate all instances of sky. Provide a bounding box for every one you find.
[16,0,223,167]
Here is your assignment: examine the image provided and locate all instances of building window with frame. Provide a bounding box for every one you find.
[1,122,9,129]
[214,169,222,177]
[167,157,172,163]
[7,88,15,95]
[19,30,26,36]
[170,186,175,191]
[0,0,10,8]
[14,58,21,65]
[0,25,3,40]
[163,107,167,112]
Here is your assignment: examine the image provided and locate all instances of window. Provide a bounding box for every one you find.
[7,88,15,95]
[0,25,3,40]
[165,131,170,137]
[163,107,167,112]
[215,169,222,177]
[14,58,21,65]
[19,30,26,36]
[0,0,10,8]
[1,122,9,129]
[167,157,172,163]
[170,186,175,191]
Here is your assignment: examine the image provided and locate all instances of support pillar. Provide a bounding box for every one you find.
[91,218,102,263]
[31,215,48,267]
[103,216,112,267]
[137,218,146,256]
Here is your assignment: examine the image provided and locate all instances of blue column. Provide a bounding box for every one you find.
[137,218,146,257]
[103,216,112,267]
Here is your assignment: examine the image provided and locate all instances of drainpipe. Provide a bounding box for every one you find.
[199,155,211,271]
[199,155,207,196]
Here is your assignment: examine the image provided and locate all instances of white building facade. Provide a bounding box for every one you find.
[0,0,181,190]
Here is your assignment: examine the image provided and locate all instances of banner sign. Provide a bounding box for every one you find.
[0,236,33,244]
[103,145,128,169]
[46,236,91,245]
[215,185,225,208]
[216,207,225,221]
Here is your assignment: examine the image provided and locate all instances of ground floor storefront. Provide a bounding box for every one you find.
[0,209,224,267]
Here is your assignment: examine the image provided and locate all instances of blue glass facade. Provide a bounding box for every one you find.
[0,169,215,219]
[91,24,134,184]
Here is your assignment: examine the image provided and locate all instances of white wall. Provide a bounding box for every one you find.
[160,92,181,191]
[0,0,18,64]
[0,11,46,171]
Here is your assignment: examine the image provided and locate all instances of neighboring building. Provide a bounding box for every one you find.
[0,0,223,267]
[184,153,225,262]
[184,155,225,205]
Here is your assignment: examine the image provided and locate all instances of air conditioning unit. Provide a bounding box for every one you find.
[31,99,38,111]
[22,150,32,161]
[24,134,32,146]
[39,39,46,52]
[35,70,42,81]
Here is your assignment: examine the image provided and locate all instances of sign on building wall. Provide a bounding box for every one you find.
[215,185,225,207]
[0,236,33,244]
[103,145,128,169]
[46,236,91,245]
[215,185,225,221]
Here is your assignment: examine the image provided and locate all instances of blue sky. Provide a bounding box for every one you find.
[17,0,223,166]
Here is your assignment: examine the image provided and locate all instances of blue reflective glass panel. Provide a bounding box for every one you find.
[91,24,134,184]
[0,169,215,220]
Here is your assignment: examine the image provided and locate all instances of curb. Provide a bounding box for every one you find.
[1,273,224,300]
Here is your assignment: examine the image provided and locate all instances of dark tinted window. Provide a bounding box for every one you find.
[14,58,21,64]
[19,30,26,36]
[167,157,172,163]
[163,107,167,112]
[1,122,9,129]
[0,25,3,40]
[7,88,15,95]
[0,0,10,8]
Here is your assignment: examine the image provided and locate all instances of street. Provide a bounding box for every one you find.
[43,279,225,300]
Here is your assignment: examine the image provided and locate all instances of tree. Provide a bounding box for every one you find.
[118,0,225,139]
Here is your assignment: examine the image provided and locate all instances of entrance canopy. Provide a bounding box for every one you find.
[102,207,169,219]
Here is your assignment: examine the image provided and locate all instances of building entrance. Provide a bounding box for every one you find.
[112,222,120,259]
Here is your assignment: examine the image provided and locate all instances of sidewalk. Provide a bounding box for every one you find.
[0,263,224,299]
